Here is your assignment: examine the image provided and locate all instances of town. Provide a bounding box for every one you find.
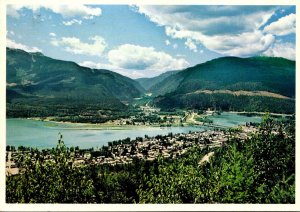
[6,123,258,176]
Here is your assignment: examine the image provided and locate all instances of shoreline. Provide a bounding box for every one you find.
[7,110,290,131]
[226,111,294,116]
[8,117,198,130]
[6,112,268,150]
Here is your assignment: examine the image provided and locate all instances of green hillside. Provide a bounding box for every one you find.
[152,56,295,113]
[136,70,179,91]
[7,48,144,101]
[6,48,295,115]
[151,57,295,97]
[6,48,145,118]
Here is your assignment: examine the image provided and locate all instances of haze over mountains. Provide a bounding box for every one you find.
[6,47,295,114]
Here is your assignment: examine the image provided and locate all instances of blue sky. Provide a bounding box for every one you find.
[6,5,296,78]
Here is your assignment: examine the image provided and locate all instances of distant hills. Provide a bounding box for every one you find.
[7,48,144,108]
[136,70,179,91]
[138,56,295,113]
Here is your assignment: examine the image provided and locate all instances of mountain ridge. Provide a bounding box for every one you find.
[149,56,295,97]
[136,70,179,91]
[150,56,295,113]
[6,47,295,115]
[6,47,145,118]
[7,47,144,102]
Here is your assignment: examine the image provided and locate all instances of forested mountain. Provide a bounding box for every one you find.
[6,48,295,115]
[6,48,145,114]
[136,70,179,91]
[151,57,295,113]
[150,56,295,97]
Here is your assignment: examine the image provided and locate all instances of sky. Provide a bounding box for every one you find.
[6,4,296,79]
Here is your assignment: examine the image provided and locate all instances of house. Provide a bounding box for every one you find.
[83,152,91,159]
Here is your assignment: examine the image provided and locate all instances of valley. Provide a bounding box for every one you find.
[6,47,295,148]
[6,48,295,126]
[5,46,296,205]
[4,4,297,205]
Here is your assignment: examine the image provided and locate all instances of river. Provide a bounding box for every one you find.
[6,112,261,149]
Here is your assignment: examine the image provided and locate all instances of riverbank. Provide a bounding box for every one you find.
[7,118,209,149]
[6,116,295,204]
[6,124,259,176]
[18,110,269,129]
[226,111,294,117]
[24,117,183,130]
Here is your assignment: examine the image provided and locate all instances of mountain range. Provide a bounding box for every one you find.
[7,48,144,110]
[141,57,295,113]
[6,47,295,116]
[140,56,295,97]
[136,70,179,91]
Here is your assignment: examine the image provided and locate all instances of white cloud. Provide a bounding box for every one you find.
[7,4,101,19]
[166,27,275,57]
[184,39,197,52]
[62,19,82,26]
[263,13,296,36]
[79,60,146,78]
[6,30,15,37]
[7,38,42,52]
[79,61,115,70]
[107,44,189,72]
[204,31,275,57]
[80,44,190,78]
[134,5,281,57]
[49,32,56,37]
[263,42,295,60]
[165,40,178,49]
[7,5,23,18]
[135,6,276,35]
[129,71,146,78]
[51,36,106,57]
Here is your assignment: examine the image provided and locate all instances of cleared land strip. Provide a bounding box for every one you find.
[187,89,291,99]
